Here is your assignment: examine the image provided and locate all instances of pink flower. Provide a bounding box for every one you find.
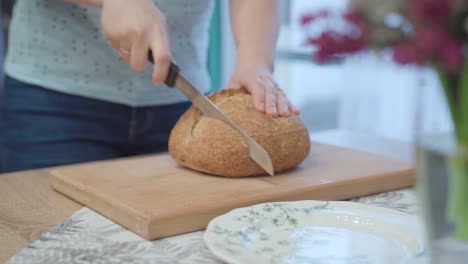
[301,0,465,71]
[300,14,316,25]
[393,41,422,65]
[343,11,364,26]
[307,32,339,62]
[304,10,368,62]
[408,22,464,71]
[392,36,464,71]
[408,0,452,25]
[299,10,329,25]
[413,27,446,56]
[308,30,367,62]
[440,40,464,71]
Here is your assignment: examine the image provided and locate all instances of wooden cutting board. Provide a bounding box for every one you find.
[49,142,414,240]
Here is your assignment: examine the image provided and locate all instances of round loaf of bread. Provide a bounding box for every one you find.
[168,89,310,177]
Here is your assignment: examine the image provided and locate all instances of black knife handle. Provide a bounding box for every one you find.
[148,50,180,87]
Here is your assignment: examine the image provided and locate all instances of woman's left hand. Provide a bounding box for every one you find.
[226,64,299,117]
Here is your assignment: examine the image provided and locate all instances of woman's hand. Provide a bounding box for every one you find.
[100,0,171,85]
[226,64,299,117]
[228,0,295,117]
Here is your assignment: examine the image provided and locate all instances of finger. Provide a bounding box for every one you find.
[277,88,290,117]
[151,29,172,86]
[130,37,149,72]
[225,79,242,90]
[262,77,278,117]
[116,38,132,63]
[109,40,129,62]
[109,40,120,52]
[290,102,300,115]
[248,79,265,111]
[118,50,131,63]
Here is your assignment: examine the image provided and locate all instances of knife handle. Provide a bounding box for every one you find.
[147,50,180,87]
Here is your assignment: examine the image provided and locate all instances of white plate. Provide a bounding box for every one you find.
[204,201,425,264]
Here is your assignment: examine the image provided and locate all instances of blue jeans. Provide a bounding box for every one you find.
[0,76,190,173]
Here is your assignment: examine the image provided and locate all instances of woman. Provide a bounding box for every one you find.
[0,0,298,172]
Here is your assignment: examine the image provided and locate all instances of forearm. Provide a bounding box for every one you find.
[65,0,103,8]
[230,0,280,72]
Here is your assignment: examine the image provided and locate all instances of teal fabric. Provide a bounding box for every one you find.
[5,0,214,107]
[208,0,222,92]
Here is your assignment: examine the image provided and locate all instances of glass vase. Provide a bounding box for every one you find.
[414,69,468,263]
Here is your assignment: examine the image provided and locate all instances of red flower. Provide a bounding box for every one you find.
[409,24,464,71]
[413,26,446,56]
[393,42,422,65]
[300,14,316,25]
[303,11,368,62]
[299,10,329,25]
[301,0,464,71]
[408,0,452,25]
[308,31,367,62]
[307,32,338,62]
[343,11,364,26]
[440,40,464,71]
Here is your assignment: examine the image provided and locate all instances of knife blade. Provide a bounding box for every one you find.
[148,51,274,176]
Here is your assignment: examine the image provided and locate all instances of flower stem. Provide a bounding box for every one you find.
[437,61,468,240]
[448,152,468,239]
[450,61,468,240]
[459,61,468,144]
[435,67,459,138]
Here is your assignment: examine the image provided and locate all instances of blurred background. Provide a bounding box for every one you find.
[0,0,453,144]
[219,0,452,143]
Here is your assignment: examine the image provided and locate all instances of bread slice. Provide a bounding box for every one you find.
[168,89,310,177]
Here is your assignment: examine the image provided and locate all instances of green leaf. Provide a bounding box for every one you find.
[458,60,468,144]
[313,202,330,210]
[436,66,459,139]
[259,232,270,241]
[448,155,468,240]
[288,218,298,226]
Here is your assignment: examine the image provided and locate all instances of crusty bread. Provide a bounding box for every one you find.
[168,89,310,177]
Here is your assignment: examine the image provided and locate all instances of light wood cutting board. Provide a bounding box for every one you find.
[49,142,414,240]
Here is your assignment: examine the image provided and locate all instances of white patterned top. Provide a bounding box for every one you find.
[5,0,213,106]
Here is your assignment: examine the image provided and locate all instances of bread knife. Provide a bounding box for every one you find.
[148,51,274,176]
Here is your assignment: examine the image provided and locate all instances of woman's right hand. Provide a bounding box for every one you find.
[100,0,172,85]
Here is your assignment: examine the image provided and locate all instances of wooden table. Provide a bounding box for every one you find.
[0,130,413,263]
